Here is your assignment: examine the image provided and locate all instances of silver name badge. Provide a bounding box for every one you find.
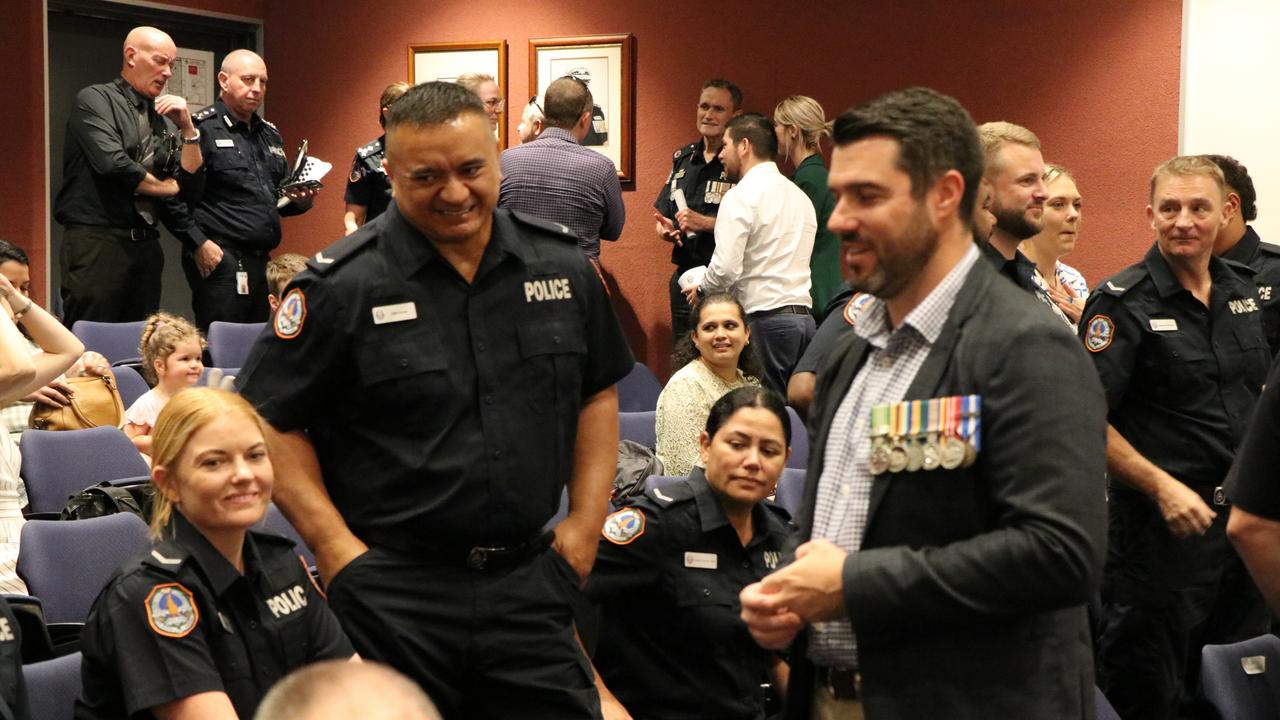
[372,302,417,325]
[215,138,235,148]
[1149,318,1178,332]
[684,551,717,570]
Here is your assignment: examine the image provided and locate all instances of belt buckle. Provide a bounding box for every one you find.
[822,667,861,701]
[1213,486,1229,507]
[130,227,153,242]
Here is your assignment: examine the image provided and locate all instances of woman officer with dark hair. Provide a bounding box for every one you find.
[588,385,795,720]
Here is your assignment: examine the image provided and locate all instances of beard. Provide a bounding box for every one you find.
[848,203,939,300]
[992,203,1043,240]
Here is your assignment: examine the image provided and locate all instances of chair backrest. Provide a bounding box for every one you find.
[70,321,145,365]
[207,321,266,370]
[619,411,657,450]
[785,406,809,469]
[617,363,663,412]
[18,514,150,624]
[23,651,82,720]
[19,427,150,515]
[256,504,315,569]
[774,467,806,515]
[1094,686,1121,720]
[1200,633,1280,719]
[112,366,149,408]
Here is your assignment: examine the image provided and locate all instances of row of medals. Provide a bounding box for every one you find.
[868,397,980,474]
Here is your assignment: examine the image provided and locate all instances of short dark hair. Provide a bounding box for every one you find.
[671,293,764,380]
[832,87,983,222]
[543,76,592,130]
[702,78,742,110]
[1205,154,1257,222]
[726,113,777,161]
[705,385,792,447]
[385,81,485,129]
[0,240,29,267]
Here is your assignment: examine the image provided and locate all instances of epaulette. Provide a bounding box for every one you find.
[192,105,218,123]
[673,142,698,160]
[249,529,297,550]
[510,211,577,244]
[1221,256,1259,278]
[643,478,696,507]
[1258,240,1280,257]
[307,231,375,275]
[262,118,278,131]
[140,542,191,575]
[357,139,383,159]
[1094,265,1148,297]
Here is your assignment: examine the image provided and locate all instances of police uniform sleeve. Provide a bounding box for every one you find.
[585,502,667,601]
[238,270,348,432]
[296,559,356,661]
[1079,290,1141,412]
[1225,359,1280,520]
[794,297,855,375]
[653,151,680,220]
[577,257,635,397]
[87,577,226,715]
[343,150,372,207]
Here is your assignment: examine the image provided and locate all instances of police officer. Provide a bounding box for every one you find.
[183,49,316,330]
[1207,154,1280,357]
[588,386,793,720]
[237,81,633,719]
[653,79,742,342]
[1083,156,1271,720]
[343,81,410,236]
[77,388,354,720]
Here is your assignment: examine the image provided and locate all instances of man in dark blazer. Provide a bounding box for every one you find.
[739,87,1108,719]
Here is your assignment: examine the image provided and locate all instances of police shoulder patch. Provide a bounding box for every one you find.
[844,292,874,326]
[349,160,364,183]
[274,288,306,339]
[602,508,646,545]
[1084,314,1115,353]
[146,582,199,638]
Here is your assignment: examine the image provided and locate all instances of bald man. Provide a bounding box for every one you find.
[181,49,317,330]
[54,26,204,325]
[255,661,442,720]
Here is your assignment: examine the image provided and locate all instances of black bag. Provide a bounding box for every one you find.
[60,481,154,523]
[613,440,665,501]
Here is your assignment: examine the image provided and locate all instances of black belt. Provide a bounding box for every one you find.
[817,666,861,700]
[66,224,159,242]
[749,304,811,318]
[368,530,554,571]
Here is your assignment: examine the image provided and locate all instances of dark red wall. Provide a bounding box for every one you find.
[3,0,1181,377]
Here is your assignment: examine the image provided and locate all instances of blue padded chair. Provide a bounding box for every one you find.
[257,503,315,570]
[619,411,657,449]
[1094,686,1121,720]
[617,363,663,412]
[785,406,809,469]
[71,320,145,365]
[1200,633,1280,719]
[17,514,150,624]
[19,427,150,515]
[23,651,82,720]
[112,365,149,408]
[773,468,806,515]
[208,321,266,369]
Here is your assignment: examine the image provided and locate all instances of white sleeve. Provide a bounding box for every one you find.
[701,189,751,294]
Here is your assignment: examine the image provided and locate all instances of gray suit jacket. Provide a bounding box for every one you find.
[786,256,1107,719]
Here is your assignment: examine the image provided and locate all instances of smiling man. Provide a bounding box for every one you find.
[237,81,633,719]
[737,87,1106,720]
[55,25,203,325]
[1083,155,1271,720]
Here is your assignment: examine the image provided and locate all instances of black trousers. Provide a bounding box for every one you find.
[669,268,694,344]
[59,225,163,326]
[326,544,601,720]
[1096,487,1269,720]
[181,243,270,331]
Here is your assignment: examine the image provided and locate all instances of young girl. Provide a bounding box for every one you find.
[125,313,205,456]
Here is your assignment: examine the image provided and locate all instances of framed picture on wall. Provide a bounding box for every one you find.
[408,40,508,148]
[529,34,635,184]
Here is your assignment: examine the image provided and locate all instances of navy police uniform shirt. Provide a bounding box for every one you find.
[586,470,793,720]
[1221,226,1280,357]
[237,203,634,550]
[343,135,391,222]
[654,139,735,270]
[1227,357,1280,520]
[76,512,353,720]
[1081,244,1269,487]
[0,597,27,720]
[186,99,302,253]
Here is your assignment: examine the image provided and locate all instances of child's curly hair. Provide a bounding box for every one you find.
[138,312,205,384]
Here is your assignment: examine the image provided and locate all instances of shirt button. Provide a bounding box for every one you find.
[702,588,712,597]
[249,620,259,629]
[553,336,562,345]
[477,341,486,352]
[485,395,494,405]
[741,561,751,569]
[399,358,409,368]
[493,450,503,460]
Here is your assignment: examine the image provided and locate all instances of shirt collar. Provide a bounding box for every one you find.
[687,467,789,546]
[1144,242,1239,298]
[534,127,580,145]
[382,202,528,281]
[114,77,150,111]
[739,161,780,183]
[855,243,980,346]
[170,510,264,597]
[216,98,261,130]
[1221,225,1261,265]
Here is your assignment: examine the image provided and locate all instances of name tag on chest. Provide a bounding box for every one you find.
[1150,318,1178,332]
[684,551,717,570]
[215,138,235,148]
[372,302,417,325]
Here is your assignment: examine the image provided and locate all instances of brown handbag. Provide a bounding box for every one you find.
[28,373,127,431]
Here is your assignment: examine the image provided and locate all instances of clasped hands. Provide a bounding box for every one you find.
[740,539,849,650]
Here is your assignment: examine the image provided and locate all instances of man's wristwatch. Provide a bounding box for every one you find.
[182,128,201,145]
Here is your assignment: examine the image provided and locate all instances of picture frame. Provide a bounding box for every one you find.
[529,34,635,185]
[408,40,508,148]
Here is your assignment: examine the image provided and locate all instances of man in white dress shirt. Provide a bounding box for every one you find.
[686,112,817,395]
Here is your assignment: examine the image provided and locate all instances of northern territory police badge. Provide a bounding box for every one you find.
[147,583,199,638]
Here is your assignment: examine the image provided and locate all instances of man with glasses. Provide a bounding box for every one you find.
[516,97,545,144]
[498,76,625,262]
[456,72,504,133]
[55,25,203,325]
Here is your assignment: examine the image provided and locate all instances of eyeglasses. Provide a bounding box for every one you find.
[483,97,506,111]
[528,96,543,115]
